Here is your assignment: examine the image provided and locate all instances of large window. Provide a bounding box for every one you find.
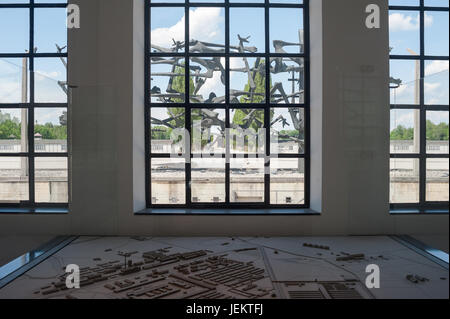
[146,0,310,209]
[389,0,449,211]
[0,0,68,209]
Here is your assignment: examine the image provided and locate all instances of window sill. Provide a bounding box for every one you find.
[0,207,69,215]
[390,209,449,215]
[136,208,320,216]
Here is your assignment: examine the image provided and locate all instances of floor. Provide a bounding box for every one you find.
[0,236,448,299]
[412,235,449,253]
[0,235,54,266]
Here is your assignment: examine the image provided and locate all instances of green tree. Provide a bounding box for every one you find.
[426,120,449,141]
[234,60,271,131]
[164,63,195,130]
[390,125,414,140]
[171,63,194,104]
[390,122,449,141]
[0,120,21,139]
[151,125,171,140]
[0,120,67,140]
[239,60,267,104]
[35,122,67,140]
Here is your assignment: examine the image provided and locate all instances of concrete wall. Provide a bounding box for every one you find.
[0,0,448,237]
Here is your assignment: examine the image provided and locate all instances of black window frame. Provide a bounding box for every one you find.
[0,0,69,211]
[389,0,449,213]
[145,0,310,210]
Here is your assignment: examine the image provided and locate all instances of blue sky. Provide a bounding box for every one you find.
[389,2,449,131]
[1,1,447,128]
[150,6,304,106]
[0,3,67,125]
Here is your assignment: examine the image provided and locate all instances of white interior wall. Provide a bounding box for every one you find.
[0,0,447,237]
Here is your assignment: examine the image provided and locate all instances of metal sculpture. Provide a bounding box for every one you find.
[150,33,305,152]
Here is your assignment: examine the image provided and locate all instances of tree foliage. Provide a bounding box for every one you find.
[390,121,449,140]
[0,112,67,140]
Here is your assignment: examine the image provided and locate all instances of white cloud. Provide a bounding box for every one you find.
[195,57,248,99]
[189,8,223,42]
[425,60,449,77]
[35,70,60,82]
[151,17,185,49]
[151,7,224,49]
[427,110,449,124]
[35,108,64,125]
[390,82,415,104]
[395,83,409,96]
[197,57,225,99]
[391,110,415,130]
[389,13,433,31]
[424,82,441,93]
[0,60,22,103]
[0,81,21,103]
[0,59,65,104]
[424,13,434,27]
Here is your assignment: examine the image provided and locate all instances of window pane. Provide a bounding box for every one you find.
[390,109,420,154]
[389,10,420,56]
[0,1,29,4]
[0,58,29,104]
[35,8,67,54]
[271,107,304,154]
[191,0,224,3]
[390,59,420,105]
[230,158,265,203]
[270,8,304,54]
[270,57,305,104]
[191,158,225,203]
[270,0,302,3]
[231,0,263,2]
[389,0,419,5]
[190,57,225,103]
[0,109,28,153]
[151,57,185,103]
[151,158,185,204]
[230,57,266,104]
[270,158,304,205]
[230,8,265,54]
[425,11,449,56]
[230,108,265,154]
[35,0,67,3]
[0,157,29,203]
[0,9,29,53]
[426,111,449,154]
[34,58,67,103]
[424,60,449,105]
[151,107,185,154]
[390,158,420,203]
[151,7,185,53]
[389,0,420,6]
[151,0,185,3]
[426,158,449,201]
[34,108,67,153]
[191,108,225,154]
[424,0,449,7]
[35,157,68,203]
[189,7,225,50]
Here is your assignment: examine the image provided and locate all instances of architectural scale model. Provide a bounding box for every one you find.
[0,236,447,299]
